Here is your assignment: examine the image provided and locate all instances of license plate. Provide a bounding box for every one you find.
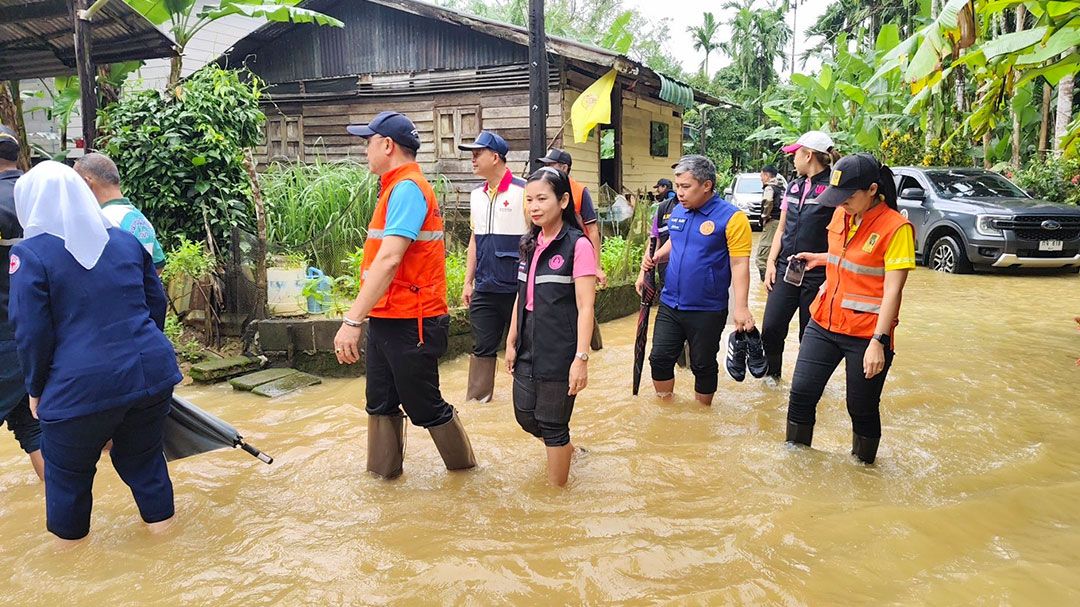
[1039,240,1064,252]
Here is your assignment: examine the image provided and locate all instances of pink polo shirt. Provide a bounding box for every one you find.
[525,232,597,311]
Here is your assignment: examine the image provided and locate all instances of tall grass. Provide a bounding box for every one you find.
[262,159,378,276]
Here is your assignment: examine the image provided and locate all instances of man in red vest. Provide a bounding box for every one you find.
[335,111,475,479]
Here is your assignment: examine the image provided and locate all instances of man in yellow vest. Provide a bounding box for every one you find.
[335,111,475,479]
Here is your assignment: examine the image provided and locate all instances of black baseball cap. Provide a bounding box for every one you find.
[537,148,572,166]
[654,178,673,189]
[346,111,421,151]
[0,125,19,162]
[815,153,884,207]
[458,131,509,156]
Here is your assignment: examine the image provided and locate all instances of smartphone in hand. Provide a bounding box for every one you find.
[784,257,807,287]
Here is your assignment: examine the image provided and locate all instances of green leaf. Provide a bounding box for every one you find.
[1017,52,1080,87]
[1015,21,1080,65]
[200,2,344,27]
[875,23,900,56]
[980,26,1049,61]
[125,0,198,25]
[191,155,207,166]
[836,81,866,105]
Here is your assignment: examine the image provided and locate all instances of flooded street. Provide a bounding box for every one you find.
[1,260,1078,604]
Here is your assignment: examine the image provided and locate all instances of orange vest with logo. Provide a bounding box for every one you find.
[569,177,586,216]
[810,204,911,341]
[362,163,448,337]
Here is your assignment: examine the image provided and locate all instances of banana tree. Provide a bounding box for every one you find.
[880,0,1080,156]
[125,0,344,90]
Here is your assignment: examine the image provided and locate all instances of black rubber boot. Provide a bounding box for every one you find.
[852,434,880,465]
[785,421,813,447]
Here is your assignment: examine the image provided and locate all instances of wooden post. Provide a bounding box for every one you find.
[528,0,548,173]
[72,0,97,150]
[244,150,268,320]
[611,79,622,192]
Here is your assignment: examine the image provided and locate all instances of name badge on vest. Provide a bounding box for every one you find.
[863,233,881,253]
[669,216,687,232]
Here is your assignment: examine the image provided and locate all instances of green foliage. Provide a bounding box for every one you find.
[260,159,379,276]
[99,66,265,250]
[445,249,468,308]
[1014,157,1080,205]
[161,235,216,286]
[600,236,644,284]
[164,313,205,362]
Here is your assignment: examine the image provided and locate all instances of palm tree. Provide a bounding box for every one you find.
[719,0,791,95]
[689,12,721,77]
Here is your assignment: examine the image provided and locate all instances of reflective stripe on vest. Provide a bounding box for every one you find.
[0,238,20,246]
[366,229,444,241]
[811,205,911,341]
[535,274,575,284]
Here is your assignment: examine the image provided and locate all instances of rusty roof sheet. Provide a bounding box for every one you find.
[0,0,176,80]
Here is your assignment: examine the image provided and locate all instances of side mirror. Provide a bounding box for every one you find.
[724,188,733,197]
[900,187,926,200]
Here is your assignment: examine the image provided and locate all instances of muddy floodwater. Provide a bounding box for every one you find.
[1,262,1078,605]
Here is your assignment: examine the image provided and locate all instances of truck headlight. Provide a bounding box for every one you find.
[975,215,1010,237]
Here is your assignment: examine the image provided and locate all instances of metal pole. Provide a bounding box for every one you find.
[72,0,98,150]
[528,0,548,173]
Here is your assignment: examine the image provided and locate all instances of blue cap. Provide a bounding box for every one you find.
[458,131,509,157]
[346,111,421,151]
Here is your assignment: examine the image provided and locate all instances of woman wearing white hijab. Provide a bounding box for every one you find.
[8,161,181,542]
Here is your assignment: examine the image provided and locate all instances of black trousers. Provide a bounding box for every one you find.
[513,313,575,447]
[786,320,894,438]
[761,269,826,378]
[649,303,727,394]
[469,290,517,358]
[365,315,454,428]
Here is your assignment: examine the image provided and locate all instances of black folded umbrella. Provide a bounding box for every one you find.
[633,237,658,396]
[164,395,273,464]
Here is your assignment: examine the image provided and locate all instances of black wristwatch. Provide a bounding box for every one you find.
[872,333,891,348]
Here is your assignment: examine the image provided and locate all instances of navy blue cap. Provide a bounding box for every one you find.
[655,178,673,188]
[458,131,509,157]
[346,111,421,151]
[0,125,19,162]
[816,153,883,207]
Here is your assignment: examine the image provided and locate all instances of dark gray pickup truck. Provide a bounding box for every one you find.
[893,167,1080,273]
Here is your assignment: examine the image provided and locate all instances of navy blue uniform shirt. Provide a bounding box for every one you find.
[8,228,181,421]
[0,169,23,342]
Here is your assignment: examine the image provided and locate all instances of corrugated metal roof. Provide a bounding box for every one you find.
[0,0,176,80]
[216,0,725,107]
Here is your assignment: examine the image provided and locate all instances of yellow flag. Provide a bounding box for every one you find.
[571,69,617,143]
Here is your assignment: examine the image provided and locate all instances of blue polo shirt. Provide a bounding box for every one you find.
[660,194,751,312]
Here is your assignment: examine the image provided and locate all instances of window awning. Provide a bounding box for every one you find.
[659,75,695,110]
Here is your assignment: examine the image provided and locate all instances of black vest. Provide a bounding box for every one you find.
[516,225,583,381]
[0,169,24,342]
[654,196,678,281]
[778,169,833,276]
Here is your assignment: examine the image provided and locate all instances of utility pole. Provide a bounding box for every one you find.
[790,0,797,77]
[528,0,548,173]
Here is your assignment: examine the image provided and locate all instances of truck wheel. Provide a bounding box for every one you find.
[928,235,973,274]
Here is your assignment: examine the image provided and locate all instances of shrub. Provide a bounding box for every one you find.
[1014,156,1080,205]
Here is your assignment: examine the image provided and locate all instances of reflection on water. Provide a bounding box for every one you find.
[1,263,1078,604]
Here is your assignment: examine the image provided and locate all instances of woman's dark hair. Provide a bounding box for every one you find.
[519,167,582,258]
[812,147,842,167]
[876,163,899,211]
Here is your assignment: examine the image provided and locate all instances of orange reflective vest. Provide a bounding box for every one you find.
[362,162,448,342]
[569,177,586,216]
[810,204,911,341]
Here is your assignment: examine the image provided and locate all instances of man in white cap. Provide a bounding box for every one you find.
[759,130,839,385]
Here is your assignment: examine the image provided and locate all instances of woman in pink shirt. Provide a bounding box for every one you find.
[505,167,596,487]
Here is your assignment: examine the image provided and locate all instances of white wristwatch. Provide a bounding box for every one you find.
[575,351,589,361]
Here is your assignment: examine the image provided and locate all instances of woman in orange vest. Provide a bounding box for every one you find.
[784,153,915,464]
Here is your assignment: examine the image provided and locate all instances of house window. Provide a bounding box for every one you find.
[435,106,481,159]
[650,121,669,157]
[266,116,304,162]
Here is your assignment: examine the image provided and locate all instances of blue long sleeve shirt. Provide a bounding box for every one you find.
[8,228,181,421]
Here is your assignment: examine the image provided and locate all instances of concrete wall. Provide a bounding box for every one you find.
[256,282,640,378]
